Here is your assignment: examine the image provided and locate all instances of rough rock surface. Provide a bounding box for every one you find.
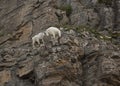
[0,0,120,86]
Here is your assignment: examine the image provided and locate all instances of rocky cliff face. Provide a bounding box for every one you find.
[0,0,120,86]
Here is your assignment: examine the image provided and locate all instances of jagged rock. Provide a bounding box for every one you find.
[0,0,120,86]
[101,57,118,75]
[0,70,11,86]
[17,58,34,77]
[0,61,17,67]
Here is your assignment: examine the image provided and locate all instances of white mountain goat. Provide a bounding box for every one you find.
[45,27,61,38]
[45,27,61,45]
[32,32,45,49]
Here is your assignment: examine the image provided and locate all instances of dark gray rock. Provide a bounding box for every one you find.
[0,0,120,86]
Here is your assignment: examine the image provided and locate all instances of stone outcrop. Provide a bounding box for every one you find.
[0,29,120,86]
[0,0,120,86]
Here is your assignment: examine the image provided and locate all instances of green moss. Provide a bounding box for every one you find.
[80,27,112,41]
[61,25,73,31]
[60,25,113,41]
[88,28,101,38]
[75,25,87,31]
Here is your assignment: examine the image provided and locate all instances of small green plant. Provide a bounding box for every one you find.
[59,4,72,17]
[76,25,89,31]
[62,24,73,31]
[64,4,72,17]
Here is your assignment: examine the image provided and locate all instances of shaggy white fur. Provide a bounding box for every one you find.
[32,32,45,49]
[45,27,61,39]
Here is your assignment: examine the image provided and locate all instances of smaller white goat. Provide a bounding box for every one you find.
[45,27,61,39]
[32,32,45,49]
